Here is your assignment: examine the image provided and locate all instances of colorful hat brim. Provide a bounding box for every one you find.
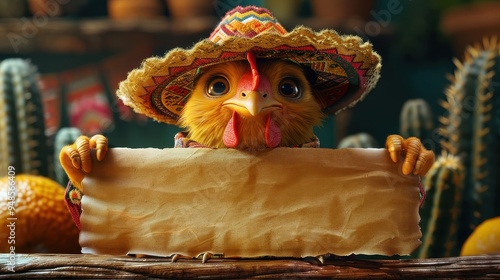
[117,26,381,125]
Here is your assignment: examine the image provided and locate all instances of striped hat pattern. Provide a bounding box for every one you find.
[117,6,381,124]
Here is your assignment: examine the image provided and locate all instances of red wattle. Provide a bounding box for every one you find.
[265,115,281,148]
[223,111,239,148]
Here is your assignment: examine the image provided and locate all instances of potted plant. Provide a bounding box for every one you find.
[310,0,375,28]
[165,0,214,18]
[108,0,165,20]
[439,0,500,55]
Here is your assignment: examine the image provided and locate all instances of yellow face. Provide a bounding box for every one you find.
[179,59,325,149]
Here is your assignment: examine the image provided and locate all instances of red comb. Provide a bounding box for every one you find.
[246,52,260,91]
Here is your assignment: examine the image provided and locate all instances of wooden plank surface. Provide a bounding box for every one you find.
[0,17,390,53]
[1,254,499,279]
[0,18,217,53]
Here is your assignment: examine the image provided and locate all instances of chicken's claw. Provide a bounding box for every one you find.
[75,136,92,173]
[196,252,213,263]
[64,145,82,170]
[89,134,108,161]
[170,254,185,263]
[59,134,109,189]
[385,134,434,176]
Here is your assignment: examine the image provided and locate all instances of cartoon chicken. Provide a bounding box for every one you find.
[60,6,434,241]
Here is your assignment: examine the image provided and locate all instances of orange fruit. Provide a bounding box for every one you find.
[460,216,500,256]
[0,174,80,253]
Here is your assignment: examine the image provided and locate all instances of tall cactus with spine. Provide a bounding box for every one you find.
[0,59,49,177]
[400,98,435,144]
[337,132,379,149]
[53,127,81,186]
[414,152,464,258]
[437,37,500,247]
[407,38,500,257]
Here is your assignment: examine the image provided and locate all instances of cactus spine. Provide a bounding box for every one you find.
[400,98,434,142]
[0,59,48,177]
[415,152,464,258]
[53,127,81,186]
[438,38,500,246]
[337,133,378,148]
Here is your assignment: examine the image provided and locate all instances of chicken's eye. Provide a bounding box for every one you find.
[278,78,302,99]
[206,76,230,97]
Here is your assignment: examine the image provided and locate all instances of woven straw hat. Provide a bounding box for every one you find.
[117,6,381,125]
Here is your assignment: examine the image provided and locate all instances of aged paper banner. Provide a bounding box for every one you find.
[79,148,421,257]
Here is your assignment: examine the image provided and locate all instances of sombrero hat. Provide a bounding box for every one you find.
[117,5,381,125]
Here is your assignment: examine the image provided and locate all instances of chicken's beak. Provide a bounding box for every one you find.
[224,59,281,117]
[223,90,281,117]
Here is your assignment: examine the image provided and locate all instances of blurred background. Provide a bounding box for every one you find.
[2,0,499,150]
[1,0,500,256]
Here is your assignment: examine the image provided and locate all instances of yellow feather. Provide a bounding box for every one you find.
[179,60,325,149]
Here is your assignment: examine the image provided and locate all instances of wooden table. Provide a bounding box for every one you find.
[1,254,499,279]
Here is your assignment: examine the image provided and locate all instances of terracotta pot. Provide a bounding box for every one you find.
[165,0,214,18]
[108,0,165,20]
[28,0,88,17]
[441,1,500,56]
[310,0,374,27]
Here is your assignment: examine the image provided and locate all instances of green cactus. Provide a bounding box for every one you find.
[400,98,434,142]
[437,38,500,246]
[415,152,464,258]
[53,127,81,187]
[337,132,378,149]
[0,59,49,177]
